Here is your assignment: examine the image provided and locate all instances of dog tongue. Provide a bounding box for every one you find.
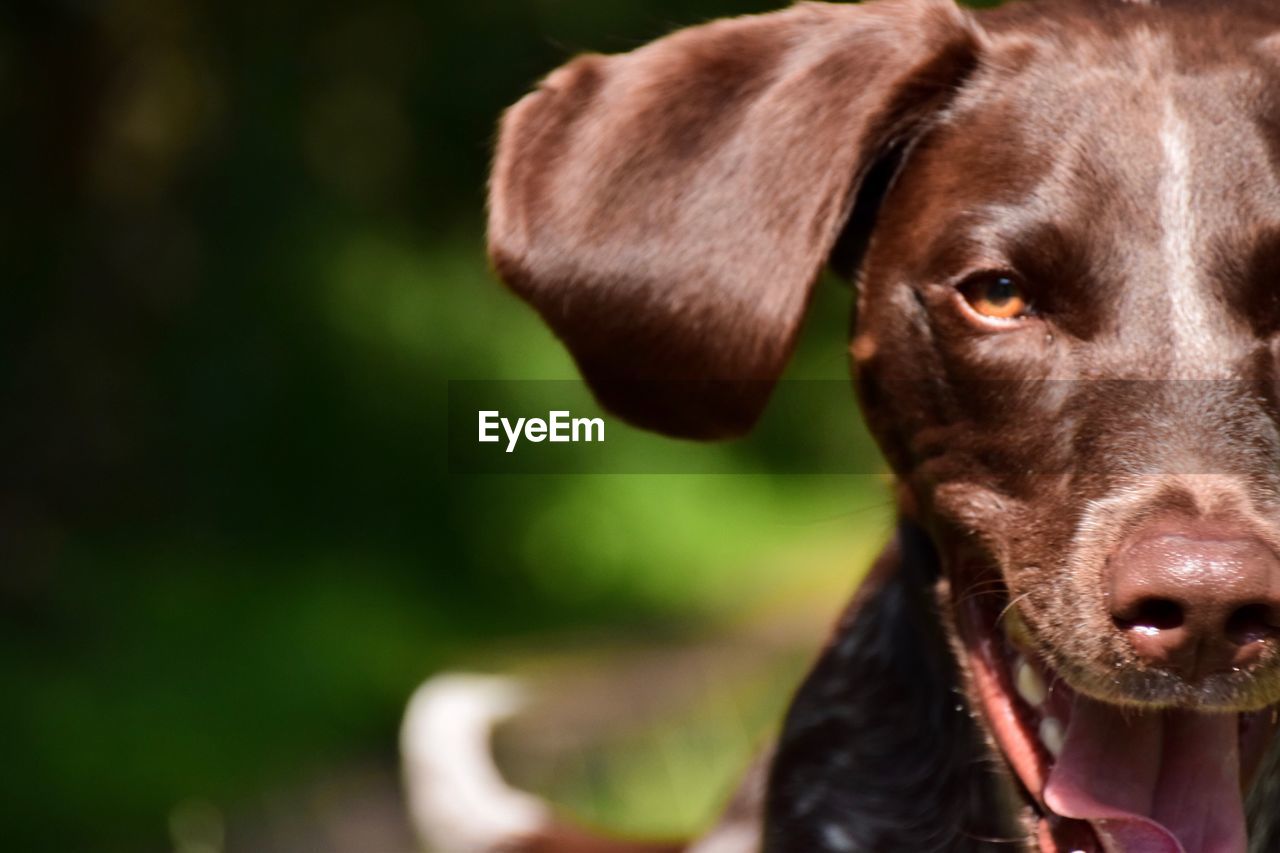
[1044,696,1244,853]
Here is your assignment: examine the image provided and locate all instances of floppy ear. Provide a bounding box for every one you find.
[489,0,980,439]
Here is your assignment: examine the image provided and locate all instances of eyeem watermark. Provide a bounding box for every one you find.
[478,410,606,453]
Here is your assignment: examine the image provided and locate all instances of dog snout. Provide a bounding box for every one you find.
[1107,524,1280,680]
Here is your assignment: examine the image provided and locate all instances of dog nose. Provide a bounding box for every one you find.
[1108,531,1280,679]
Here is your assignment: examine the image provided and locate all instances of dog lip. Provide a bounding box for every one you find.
[959,592,1057,800]
[1068,653,1280,713]
[997,588,1280,711]
[958,588,1280,852]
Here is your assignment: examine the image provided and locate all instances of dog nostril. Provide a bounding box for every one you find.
[1225,603,1278,645]
[1116,597,1185,633]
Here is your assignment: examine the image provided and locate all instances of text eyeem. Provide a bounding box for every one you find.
[478,410,606,453]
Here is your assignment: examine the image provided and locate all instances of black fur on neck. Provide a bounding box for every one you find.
[762,520,1021,852]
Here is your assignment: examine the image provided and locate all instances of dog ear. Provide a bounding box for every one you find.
[489,0,980,439]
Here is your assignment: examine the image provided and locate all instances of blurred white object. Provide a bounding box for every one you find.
[400,674,550,853]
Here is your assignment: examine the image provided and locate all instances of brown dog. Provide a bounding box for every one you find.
[407,0,1280,850]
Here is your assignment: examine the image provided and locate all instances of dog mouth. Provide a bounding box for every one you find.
[958,588,1280,853]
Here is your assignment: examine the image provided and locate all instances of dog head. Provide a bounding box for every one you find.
[488,1,1280,849]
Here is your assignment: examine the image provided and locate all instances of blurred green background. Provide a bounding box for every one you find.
[0,1,944,850]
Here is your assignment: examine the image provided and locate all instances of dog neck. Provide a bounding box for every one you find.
[763,520,1022,851]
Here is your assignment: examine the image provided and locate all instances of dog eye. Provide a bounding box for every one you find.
[957,272,1032,321]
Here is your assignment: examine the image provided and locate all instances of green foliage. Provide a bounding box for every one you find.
[0,1,906,850]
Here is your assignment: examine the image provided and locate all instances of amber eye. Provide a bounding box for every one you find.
[957,272,1031,321]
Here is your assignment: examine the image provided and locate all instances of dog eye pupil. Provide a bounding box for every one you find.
[959,273,1030,321]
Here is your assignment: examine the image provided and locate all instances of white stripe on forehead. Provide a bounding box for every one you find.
[1159,98,1219,375]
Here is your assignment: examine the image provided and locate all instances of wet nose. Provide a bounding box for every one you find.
[1108,530,1280,679]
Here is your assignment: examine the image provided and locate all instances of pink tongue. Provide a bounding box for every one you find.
[1044,696,1245,853]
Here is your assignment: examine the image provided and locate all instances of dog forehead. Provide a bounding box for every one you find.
[939,13,1280,202]
[850,4,1280,391]
[965,0,1280,177]
[871,7,1280,296]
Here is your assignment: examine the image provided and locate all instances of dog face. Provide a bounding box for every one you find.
[846,8,1280,847]
[860,0,1280,706]
[488,0,1280,848]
